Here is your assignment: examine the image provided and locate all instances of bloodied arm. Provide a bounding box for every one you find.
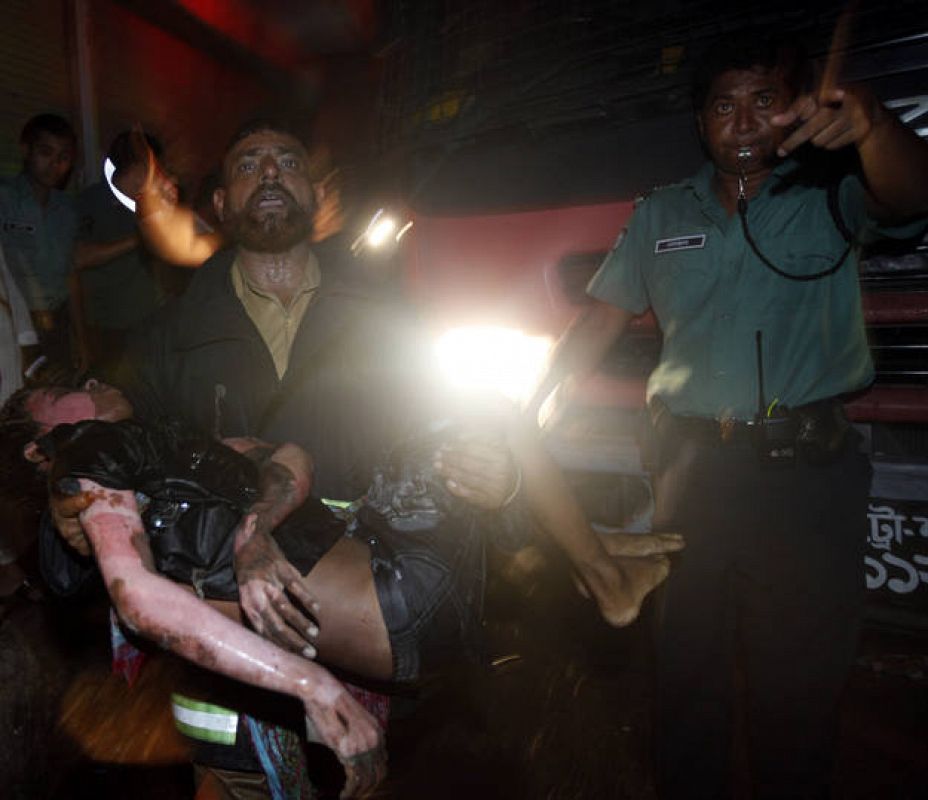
[76,478,385,797]
[223,438,325,655]
[45,434,328,654]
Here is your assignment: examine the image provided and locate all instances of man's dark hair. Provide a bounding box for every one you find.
[20,113,77,148]
[224,114,312,161]
[0,385,41,438]
[692,31,813,113]
[106,131,163,180]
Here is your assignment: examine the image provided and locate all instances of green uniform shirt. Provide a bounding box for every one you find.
[0,173,77,310]
[588,159,926,421]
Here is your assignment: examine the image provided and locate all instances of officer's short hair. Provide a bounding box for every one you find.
[692,31,812,113]
[20,114,77,148]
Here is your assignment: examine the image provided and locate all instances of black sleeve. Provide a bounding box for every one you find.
[109,317,173,424]
[43,420,164,494]
[37,510,101,597]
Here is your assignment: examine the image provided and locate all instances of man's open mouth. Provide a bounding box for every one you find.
[255,192,287,209]
[250,184,296,212]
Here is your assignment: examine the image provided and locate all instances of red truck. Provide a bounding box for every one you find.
[390,31,928,629]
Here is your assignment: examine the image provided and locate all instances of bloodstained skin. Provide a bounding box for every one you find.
[76,479,383,772]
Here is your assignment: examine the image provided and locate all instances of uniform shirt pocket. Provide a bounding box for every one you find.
[648,250,715,323]
[773,233,849,285]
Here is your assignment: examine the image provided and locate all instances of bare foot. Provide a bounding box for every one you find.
[574,554,671,627]
[598,531,684,558]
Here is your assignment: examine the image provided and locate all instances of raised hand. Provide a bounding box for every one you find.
[772,85,886,157]
[49,484,96,556]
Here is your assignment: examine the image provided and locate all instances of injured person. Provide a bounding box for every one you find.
[0,380,681,787]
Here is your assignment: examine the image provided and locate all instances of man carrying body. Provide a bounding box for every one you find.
[52,117,665,796]
[104,117,536,628]
[528,33,928,800]
[0,114,78,368]
[52,116,495,797]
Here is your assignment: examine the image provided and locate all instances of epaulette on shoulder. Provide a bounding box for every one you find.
[634,180,685,207]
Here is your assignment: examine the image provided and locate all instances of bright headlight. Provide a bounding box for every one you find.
[366,215,397,247]
[435,326,553,402]
[353,208,413,254]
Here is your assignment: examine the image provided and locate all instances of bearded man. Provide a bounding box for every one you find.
[50,117,525,798]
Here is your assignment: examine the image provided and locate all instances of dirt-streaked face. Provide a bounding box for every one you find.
[214,129,316,253]
[26,380,133,432]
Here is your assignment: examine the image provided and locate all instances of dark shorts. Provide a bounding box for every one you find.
[355,505,486,683]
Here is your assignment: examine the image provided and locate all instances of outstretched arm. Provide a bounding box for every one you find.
[77,478,384,797]
[773,85,928,221]
[525,301,632,426]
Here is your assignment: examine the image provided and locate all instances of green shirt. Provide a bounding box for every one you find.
[0,173,77,310]
[588,159,926,421]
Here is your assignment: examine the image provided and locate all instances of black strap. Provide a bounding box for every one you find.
[826,179,855,245]
[738,181,853,282]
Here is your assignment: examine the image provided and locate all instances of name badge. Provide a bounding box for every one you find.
[2,220,36,234]
[654,234,706,254]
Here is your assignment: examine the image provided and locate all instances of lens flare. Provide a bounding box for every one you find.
[435,326,553,402]
[104,157,136,212]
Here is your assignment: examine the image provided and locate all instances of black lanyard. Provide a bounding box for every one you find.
[736,161,853,283]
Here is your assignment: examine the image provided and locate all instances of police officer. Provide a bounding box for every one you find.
[528,32,928,800]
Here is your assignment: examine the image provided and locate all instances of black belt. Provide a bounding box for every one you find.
[649,397,752,445]
[651,397,850,457]
[662,414,756,445]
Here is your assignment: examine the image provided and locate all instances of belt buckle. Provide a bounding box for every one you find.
[718,417,737,443]
[31,309,55,332]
